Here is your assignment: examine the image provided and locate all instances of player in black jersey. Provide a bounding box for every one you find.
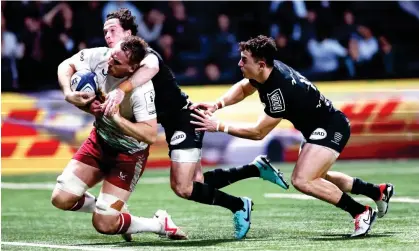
[98,9,289,240]
[190,35,394,237]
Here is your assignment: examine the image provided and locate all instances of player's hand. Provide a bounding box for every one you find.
[101,88,125,116]
[107,103,122,123]
[189,102,217,115]
[190,109,218,132]
[88,100,103,118]
[65,91,95,106]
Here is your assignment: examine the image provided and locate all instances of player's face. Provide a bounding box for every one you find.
[103,18,131,48]
[238,50,261,79]
[107,42,134,78]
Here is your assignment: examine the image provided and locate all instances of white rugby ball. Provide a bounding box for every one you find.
[70,70,98,94]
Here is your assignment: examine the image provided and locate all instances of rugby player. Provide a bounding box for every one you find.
[51,36,187,240]
[93,9,290,239]
[189,35,394,237]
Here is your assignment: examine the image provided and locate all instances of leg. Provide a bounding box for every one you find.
[51,159,103,212]
[325,171,394,218]
[170,148,244,212]
[292,143,376,237]
[51,129,105,212]
[166,108,252,239]
[203,155,289,189]
[170,148,252,239]
[92,148,187,240]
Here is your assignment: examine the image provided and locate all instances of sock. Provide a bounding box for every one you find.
[69,191,96,213]
[188,182,244,213]
[351,178,381,201]
[336,192,367,218]
[117,213,162,234]
[203,164,260,189]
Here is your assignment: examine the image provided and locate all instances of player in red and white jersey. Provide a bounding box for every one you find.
[51,37,187,241]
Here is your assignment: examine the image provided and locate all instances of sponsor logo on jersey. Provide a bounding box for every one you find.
[267,88,285,113]
[170,131,186,145]
[101,68,108,77]
[80,51,84,61]
[309,128,327,140]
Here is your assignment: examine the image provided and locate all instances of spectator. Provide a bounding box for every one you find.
[2,13,25,91]
[74,1,106,50]
[138,9,165,48]
[162,1,200,53]
[154,34,198,83]
[334,10,358,47]
[379,36,394,75]
[305,26,348,80]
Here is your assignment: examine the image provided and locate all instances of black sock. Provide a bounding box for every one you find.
[336,192,367,218]
[351,178,381,201]
[188,182,244,213]
[203,164,260,189]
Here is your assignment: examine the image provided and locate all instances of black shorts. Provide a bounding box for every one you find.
[302,111,351,154]
[159,103,205,156]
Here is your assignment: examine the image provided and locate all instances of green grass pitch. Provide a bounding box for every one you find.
[2,160,419,250]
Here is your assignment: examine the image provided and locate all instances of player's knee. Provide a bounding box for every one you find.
[92,213,119,234]
[93,192,125,234]
[291,175,310,193]
[170,180,193,199]
[50,190,79,211]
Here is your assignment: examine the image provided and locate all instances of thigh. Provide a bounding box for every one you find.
[163,109,205,157]
[306,111,351,155]
[170,161,197,185]
[292,143,336,181]
[104,147,149,193]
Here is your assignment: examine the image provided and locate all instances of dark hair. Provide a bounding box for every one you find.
[106,8,138,35]
[239,35,277,67]
[121,36,149,65]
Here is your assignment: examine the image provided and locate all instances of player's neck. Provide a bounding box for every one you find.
[256,67,273,84]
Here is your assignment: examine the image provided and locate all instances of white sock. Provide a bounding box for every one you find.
[120,214,162,234]
[69,191,96,213]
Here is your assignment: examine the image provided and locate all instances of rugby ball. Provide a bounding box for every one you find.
[70,70,98,94]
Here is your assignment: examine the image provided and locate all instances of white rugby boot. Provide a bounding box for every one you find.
[351,206,377,237]
[153,209,188,240]
[375,183,395,218]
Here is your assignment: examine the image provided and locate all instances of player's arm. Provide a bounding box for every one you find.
[191,110,282,140]
[57,50,95,106]
[102,54,159,116]
[189,78,257,113]
[111,81,158,144]
[112,116,157,145]
[121,53,159,92]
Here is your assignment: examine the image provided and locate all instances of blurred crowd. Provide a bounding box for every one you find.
[2,1,419,92]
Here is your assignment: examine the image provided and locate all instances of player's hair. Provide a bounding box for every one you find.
[106,8,138,35]
[239,35,277,67]
[121,36,149,65]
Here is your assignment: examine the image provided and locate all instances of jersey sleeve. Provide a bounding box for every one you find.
[68,47,108,72]
[130,80,157,122]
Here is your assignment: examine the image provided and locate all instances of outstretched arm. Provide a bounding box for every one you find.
[189,78,257,113]
[191,110,282,140]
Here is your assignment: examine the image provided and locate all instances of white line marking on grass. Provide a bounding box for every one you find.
[264,193,419,203]
[1,177,169,190]
[1,242,135,251]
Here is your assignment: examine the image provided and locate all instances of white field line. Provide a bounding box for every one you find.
[264,193,419,203]
[1,177,168,190]
[1,241,136,251]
